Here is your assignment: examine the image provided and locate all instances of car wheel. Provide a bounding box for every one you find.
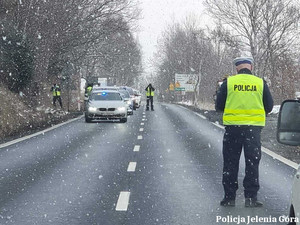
[85,116,92,123]
[120,118,127,123]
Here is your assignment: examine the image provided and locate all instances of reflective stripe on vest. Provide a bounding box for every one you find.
[146,87,154,96]
[223,74,265,126]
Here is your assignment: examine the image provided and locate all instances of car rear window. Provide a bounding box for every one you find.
[120,87,134,95]
[91,92,122,101]
[119,90,130,98]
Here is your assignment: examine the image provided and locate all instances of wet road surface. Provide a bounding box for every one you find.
[0,103,296,224]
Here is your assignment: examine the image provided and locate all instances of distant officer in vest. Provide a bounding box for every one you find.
[145,83,155,111]
[50,83,63,109]
[216,57,273,207]
[86,83,93,96]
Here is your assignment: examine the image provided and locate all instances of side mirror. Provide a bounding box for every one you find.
[277,100,300,146]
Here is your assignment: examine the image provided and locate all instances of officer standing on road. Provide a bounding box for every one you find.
[216,57,273,207]
[145,83,155,111]
[50,83,63,109]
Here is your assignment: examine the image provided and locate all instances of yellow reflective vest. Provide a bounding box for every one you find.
[52,86,61,97]
[223,74,265,126]
[87,86,93,95]
[146,87,154,97]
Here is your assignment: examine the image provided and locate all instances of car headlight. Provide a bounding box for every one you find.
[117,107,126,112]
[126,100,131,105]
[88,106,97,112]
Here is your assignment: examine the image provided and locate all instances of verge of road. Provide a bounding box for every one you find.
[176,103,300,168]
[0,113,83,149]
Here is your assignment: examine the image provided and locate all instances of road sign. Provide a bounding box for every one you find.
[175,87,185,91]
[175,74,198,92]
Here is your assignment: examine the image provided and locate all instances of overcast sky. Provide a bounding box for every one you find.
[137,0,209,73]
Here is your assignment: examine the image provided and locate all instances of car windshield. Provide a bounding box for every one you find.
[119,90,130,98]
[90,92,122,101]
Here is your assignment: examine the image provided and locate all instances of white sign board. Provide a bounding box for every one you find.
[175,74,198,92]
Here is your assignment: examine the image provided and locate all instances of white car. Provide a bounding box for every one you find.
[118,89,134,115]
[133,89,142,108]
[85,90,128,123]
[277,99,300,225]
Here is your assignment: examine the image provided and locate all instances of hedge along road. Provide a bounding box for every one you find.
[0,103,295,224]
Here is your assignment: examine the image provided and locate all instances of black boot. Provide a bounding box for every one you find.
[245,198,263,207]
[220,198,235,207]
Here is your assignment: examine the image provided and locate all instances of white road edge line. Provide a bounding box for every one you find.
[194,112,207,120]
[209,121,298,169]
[133,145,140,152]
[0,115,84,149]
[261,146,298,170]
[180,106,298,170]
[178,105,188,110]
[213,122,225,129]
[139,128,144,132]
[137,135,143,140]
[116,191,130,211]
[127,162,137,172]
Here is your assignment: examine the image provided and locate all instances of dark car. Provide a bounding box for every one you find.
[119,86,137,110]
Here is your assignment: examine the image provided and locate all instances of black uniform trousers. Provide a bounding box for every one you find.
[53,96,63,108]
[222,126,262,200]
[146,96,154,110]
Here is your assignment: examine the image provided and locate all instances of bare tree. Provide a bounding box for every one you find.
[153,17,239,105]
[205,0,300,76]
[205,0,300,102]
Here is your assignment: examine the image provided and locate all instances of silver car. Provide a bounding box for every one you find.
[85,90,128,123]
[118,89,134,115]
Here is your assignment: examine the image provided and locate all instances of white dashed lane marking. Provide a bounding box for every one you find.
[141,123,144,126]
[127,162,137,172]
[133,145,140,152]
[116,192,130,211]
[139,128,144,132]
[137,135,143,140]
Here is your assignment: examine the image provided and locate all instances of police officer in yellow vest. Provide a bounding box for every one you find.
[86,83,93,96]
[145,83,155,111]
[216,57,273,207]
[50,83,63,109]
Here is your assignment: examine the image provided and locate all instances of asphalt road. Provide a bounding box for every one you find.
[0,103,296,225]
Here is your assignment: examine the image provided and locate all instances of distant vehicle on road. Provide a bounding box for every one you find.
[277,99,300,225]
[119,86,137,110]
[85,90,127,123]
[118,88,133,115]
[133,89,142,108]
